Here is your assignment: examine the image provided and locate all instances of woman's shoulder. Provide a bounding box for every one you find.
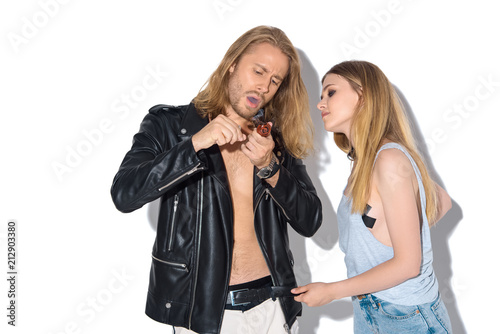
[372,145,415,185]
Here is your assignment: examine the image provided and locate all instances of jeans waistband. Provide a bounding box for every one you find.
[353,293,379,309]
[356,293,371,300]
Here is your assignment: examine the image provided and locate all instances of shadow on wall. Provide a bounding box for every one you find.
[290,49,354,333]
[147,197,160,231]
[396,86,466,334]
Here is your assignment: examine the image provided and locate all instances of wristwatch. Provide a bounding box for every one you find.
[256,153,280,179]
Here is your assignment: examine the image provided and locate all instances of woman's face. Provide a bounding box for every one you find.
[317,73,360,138]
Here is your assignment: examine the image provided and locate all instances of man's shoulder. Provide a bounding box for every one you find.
[148,103,190,115]
[146,102,205,134]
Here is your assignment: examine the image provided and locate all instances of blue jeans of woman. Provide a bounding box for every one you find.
[352,293,452,333]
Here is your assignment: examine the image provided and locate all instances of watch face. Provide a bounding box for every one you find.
[257,167,272,178]
[257,153,278,179]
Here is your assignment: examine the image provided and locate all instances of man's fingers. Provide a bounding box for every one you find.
[213,116,245,144]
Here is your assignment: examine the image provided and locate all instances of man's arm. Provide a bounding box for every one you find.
[110,107,206,213]
[267,156,322,237]
[239,125,322,237]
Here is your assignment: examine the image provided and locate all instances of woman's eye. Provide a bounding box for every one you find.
[328,90,336,97]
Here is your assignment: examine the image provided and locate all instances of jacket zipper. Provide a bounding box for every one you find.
[189,172,204,329]
[220,178,236,332]
[151,255,188,272]
[253,188,279,283]
[158,163,203,192]
[167,194,179,251]
[257,188,291,221]
[255,187,294,333]
[254,188,267,215]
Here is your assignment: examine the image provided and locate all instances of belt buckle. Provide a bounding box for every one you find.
[229,288,250,306]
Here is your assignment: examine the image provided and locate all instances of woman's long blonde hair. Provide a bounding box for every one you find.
[324,61,439,225]
[193,25,313,159]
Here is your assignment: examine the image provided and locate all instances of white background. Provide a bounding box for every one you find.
[1,1,498,333]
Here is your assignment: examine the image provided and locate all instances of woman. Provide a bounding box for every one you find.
[292,61,452,333]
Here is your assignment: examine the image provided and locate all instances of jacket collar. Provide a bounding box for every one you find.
[178,102,208,139]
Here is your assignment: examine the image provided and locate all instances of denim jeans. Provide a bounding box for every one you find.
[352,293,452,333]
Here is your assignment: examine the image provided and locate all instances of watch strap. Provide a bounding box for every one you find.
[257,153,280,179]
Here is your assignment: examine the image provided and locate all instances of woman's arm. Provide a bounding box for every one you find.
[293,149,422,306]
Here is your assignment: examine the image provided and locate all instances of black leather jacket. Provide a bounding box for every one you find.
[111,103,322,334]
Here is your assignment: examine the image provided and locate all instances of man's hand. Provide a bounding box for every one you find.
[241,122,275,168]
[192,115,246,152]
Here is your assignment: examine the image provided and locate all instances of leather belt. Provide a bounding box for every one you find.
[226,286,295,306]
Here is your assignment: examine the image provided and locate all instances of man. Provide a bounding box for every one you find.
[111,26,322,334]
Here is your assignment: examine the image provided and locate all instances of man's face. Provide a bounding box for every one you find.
[226,42,289,120]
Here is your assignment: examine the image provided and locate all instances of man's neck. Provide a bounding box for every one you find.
[222,107,254,134]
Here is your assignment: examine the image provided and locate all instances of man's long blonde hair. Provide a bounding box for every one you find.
[193,25,313,159]
[324,61,439,225]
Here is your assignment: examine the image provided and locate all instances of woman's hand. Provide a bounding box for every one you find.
[291,282,336,307]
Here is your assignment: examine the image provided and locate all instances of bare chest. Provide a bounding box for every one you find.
[220,146,270,283]
[221,149,253,181]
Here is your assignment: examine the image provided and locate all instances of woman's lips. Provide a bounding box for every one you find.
[321,111,330,118]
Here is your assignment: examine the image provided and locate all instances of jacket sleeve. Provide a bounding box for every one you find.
[269,155,322,237]
[110,106,207,213]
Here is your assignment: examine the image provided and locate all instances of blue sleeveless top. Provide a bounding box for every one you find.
[337,143,438,305]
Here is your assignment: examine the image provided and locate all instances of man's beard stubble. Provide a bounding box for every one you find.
[227,73,263,120]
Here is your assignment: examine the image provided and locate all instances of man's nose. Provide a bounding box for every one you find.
[256,78,270,94]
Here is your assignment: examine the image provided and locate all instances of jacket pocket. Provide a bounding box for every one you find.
[149,254,191,308]
[167,194,180,251]
[151,254,189,272]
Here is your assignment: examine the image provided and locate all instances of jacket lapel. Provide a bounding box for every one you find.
[178,103,230,193]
